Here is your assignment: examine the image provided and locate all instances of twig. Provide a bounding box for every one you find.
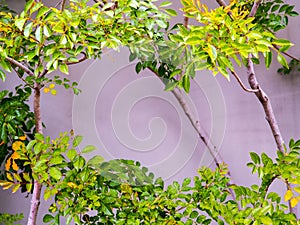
[273,45,300,62]
[230,70,259,93]
[249,0,262,17]
[215,0,227,7]
[5,57,34,76]
[147,67,227,173]
[66,52,87,65]
[61,0,66,11]
[12,67,34,89]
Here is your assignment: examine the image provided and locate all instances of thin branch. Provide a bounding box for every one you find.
[5,57,34,76]
[249,0,262,17]
[147,67,227,173]
[273,45,300,62]
[66,52,87,65]
[215,0,227,7]
[61,0,66,11]
[12,67,34,89]
[230,70,259,93]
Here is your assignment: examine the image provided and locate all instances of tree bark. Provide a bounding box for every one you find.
[247,57,284,152]
[27,83,43,225]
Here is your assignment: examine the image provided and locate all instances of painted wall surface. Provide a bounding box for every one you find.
[0,0,300,223]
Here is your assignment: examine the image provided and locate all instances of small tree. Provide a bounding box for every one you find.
[1,0,300,224]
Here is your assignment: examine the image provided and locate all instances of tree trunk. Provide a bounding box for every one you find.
[27,83,43,225]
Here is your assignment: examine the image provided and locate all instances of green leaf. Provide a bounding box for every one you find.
[160,1,172,7]
[35,26,42,42]
[165,9,177,16]
[186,36,201,45]
[0,69,6,81]
[59,64,69,74]
[15,18,27,31]
[135,62,143,74]
[250,152,260,164]
[182,74,190,93]
[67,149,77,161]
[264,51,272,69]
[88,155,104,166]
[82,145,97,154]
[0,60,12,73]
[49,167,62,180]
[164,81,177,91]
[43,214,54,223]
[272,39,293,46]
[73,156,85,170]
[73,135,83,147]
[277,53,288,69]
[260,216,272,225]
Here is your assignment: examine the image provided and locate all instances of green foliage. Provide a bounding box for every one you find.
[132,0,295,92]
[0,213,23,225]
[254,0,298,33]
[278,58,300,75]
[0,0,169,93]
[0,87,35,183]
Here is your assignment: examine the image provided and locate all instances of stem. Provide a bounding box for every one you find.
[273,45,300,62]
[27,83,43,225]
[61,0,66,10]
[247,57,284,151]
[147,67,229,174]
[6,57,34,76]
[230,70,258,93]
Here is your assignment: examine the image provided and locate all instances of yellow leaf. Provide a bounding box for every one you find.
[44,87,50,93]
[11,152,20,160]
[12,141,24,151]
[49,83,55,89]
[51,89,57,95]
[5,158,11,171]
[19,135,26,141]
[284,190,293,201]
[291,197,298,208]
[12,160,19,171]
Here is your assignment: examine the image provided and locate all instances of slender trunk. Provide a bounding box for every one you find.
[27,83,43,225]
[247,56,284,152]
[247,56,296,214]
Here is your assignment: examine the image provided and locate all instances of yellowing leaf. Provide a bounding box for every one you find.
[291,197,298,208]
[284,189,293,201]
[19,135,26,141]
[49,84,55,89]
[44,87,50,93]
[12,141,24,151]
[50,89,57,95]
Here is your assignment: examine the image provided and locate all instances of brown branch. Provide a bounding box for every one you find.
[61,0,66,10]
[66,52,87,65]
[5,57,34,76]
[230,70,259,93]
[215,0,227,7]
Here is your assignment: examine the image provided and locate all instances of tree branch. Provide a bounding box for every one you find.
[273,45,300,62]
[249,0,262,17]
[5,57,34,76]
[61,0,66,11]
[215,0,227,7]
[147,66,228,173]
[230,70,259,93]
[12,67,34,89]
[66,52,87,65]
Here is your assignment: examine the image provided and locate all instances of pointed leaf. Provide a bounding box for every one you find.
[82,145,97,154]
